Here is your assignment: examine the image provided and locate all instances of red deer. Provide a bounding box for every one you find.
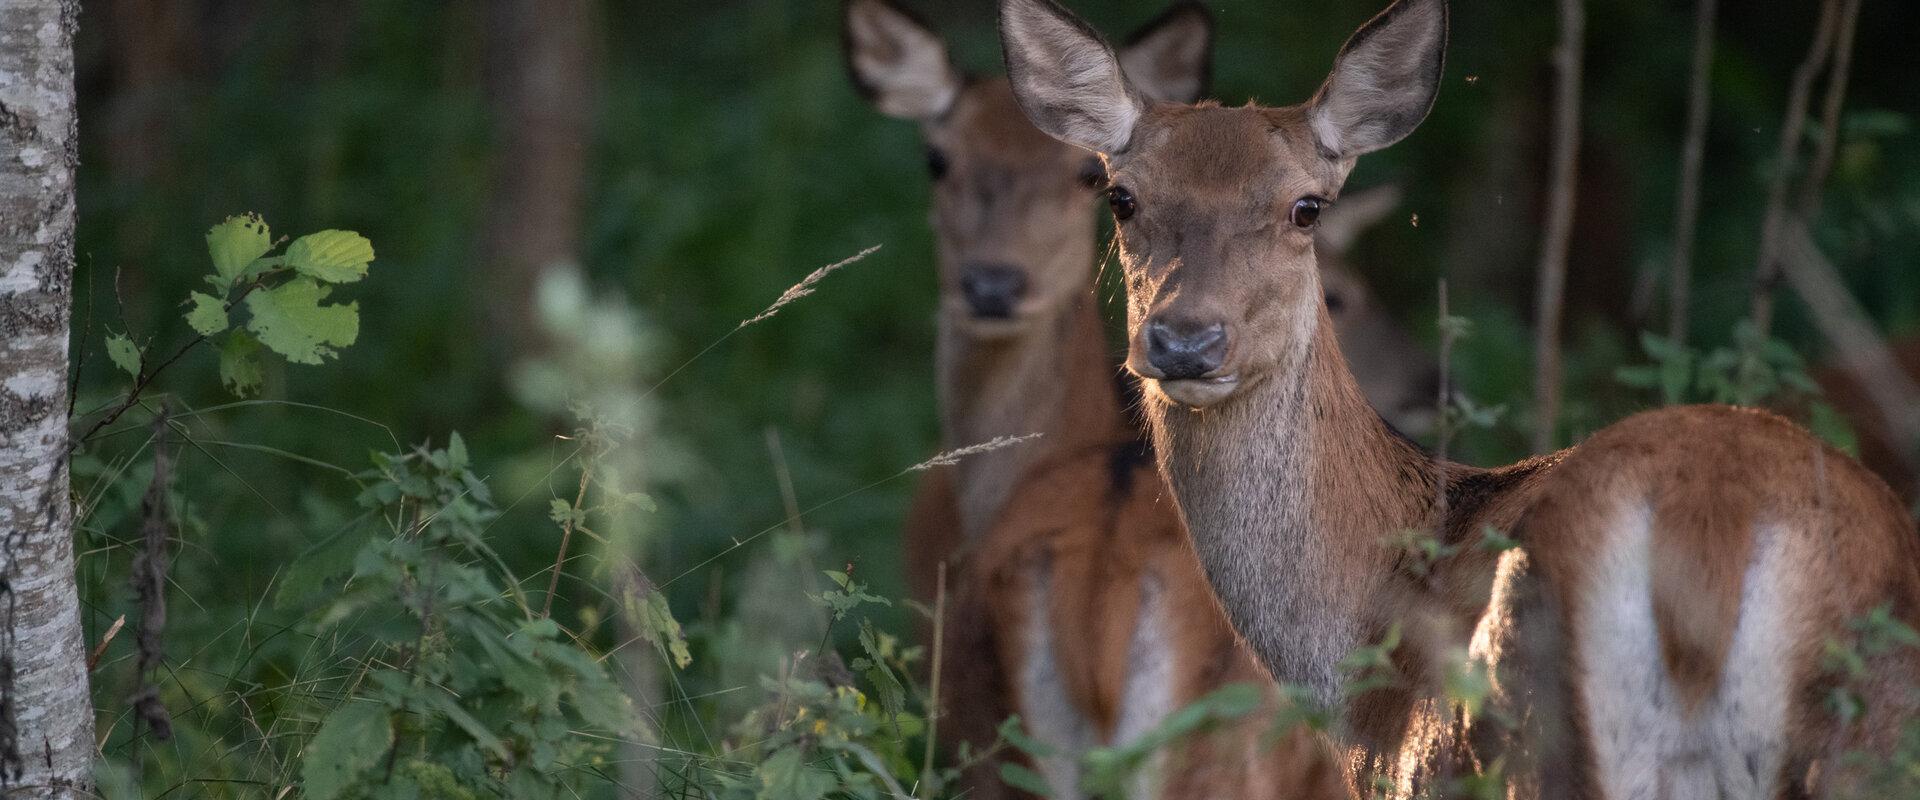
[999,0,1920,795]
[846,1,1428,796]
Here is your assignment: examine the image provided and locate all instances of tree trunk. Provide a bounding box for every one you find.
[0,1,96,797]
[480,0,595,358]
[1530,0,1585,453]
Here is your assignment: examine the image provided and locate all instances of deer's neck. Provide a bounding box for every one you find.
[938,293,1125,540]
[1146,307,1444,709]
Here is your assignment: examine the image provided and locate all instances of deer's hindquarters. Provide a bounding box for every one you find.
[1517,405,1920,797]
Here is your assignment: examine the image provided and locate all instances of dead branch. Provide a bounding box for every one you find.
[1666,0,1717,348]
[1780,224,1920,490]
[130,406,175,741]
[1531,0,1586,453]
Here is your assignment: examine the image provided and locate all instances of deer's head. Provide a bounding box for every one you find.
[1000,0,1446,406]
[845,0,1212,334]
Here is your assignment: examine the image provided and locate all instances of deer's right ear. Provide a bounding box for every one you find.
[1000,0,1144,154]
[844,0,962,121]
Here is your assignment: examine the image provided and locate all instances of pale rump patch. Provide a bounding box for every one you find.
[1579,505,1794,799]
[1112,574,1178,799]
[1016,566,1096,799]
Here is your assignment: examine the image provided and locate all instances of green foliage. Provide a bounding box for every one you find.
[205,213,273,287]
[1617,323,1860,453]
[286,230,377,283]
[184,291,230,336]
[217,331,265,395]
[671,583,935,800]
[302,701,395,800]
[278,438,643,797]
[104,331,142,377]
[626,586,693,669]
[1617,323,1816,407]
[245,278,361,364]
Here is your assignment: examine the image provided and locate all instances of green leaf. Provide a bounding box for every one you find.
[220,332,265,396]
[245,278,359,364]
[207,214,272,286]
[998,763,1055,797]
[286,230,375,283]
[302,700,392,800]
[628,589,692,668]
[446,431,469,470]
[105,332,142,377]
[997,715,1057,759]
[185,291,230,336]
[758,747,836,800]
[1808,401,1860,456]
[417,684,510,761]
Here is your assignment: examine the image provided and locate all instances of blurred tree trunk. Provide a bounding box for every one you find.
[0,2,96,797]
[480,0,596,358]
[93,0,197,313]
[1531,0,1585,453]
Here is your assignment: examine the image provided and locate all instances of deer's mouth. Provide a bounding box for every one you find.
[1147,373,1241,409]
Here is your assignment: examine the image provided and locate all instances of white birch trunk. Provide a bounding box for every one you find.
[0,1,94,796]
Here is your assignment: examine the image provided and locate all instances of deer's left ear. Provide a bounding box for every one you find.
[1308,0,1448,159]
[1000,0,1144,154]
[1119,3,1213,105]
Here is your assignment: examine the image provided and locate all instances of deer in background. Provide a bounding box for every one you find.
[1000,0,1920,795]
[847,1,1436,796]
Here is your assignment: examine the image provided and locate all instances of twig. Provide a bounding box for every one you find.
[1531,0,1586,454]
[1432,279,1453,522]
[542,456,594,619]
[918,563,948,800]
[1778,223,1920,491]
[1749,0,1843,336]
[1666,0,1717,348]
[70,281,265,452]
[86,615,126,672]
[765,427,806,539]
[1795,0,1861,219]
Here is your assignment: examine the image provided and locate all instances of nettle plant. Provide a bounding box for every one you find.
[282,435,643,799]
[1615,322,1857,451]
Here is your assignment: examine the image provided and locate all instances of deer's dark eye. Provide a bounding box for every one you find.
[1107,186,1137,221]
[1290,196,1326,229]
[1078,158,1107,190]
[927,148,949,181]
[1324,290,1346,314]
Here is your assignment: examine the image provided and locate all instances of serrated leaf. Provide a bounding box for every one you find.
[105,332,142,377]
[446,431,469,470]
[185,291,230,336]
[245,278,359,364]
[627,589,691,668]
[417,685,510,760]
[302,700,392,800]
[207,214,272,286]
[220,332,265,396]
[286,230,375,283]
[998,763,1055,797]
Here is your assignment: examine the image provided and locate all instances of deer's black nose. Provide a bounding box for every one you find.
[960,264,1027,319]
[1146,317,1228,380]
